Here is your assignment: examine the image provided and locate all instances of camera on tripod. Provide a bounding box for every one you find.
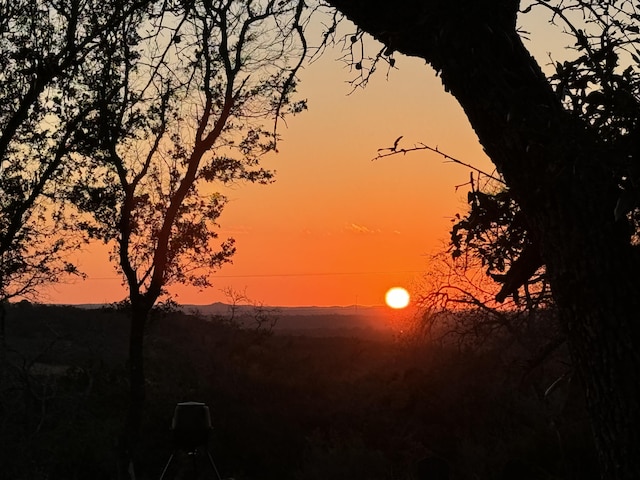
[159,402,230,480]
[171,401,212,452]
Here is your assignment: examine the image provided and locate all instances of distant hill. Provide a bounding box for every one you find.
[54,301,417,337]
[66,302,389,316]
[181,302,417,337]
[182,302,389,317]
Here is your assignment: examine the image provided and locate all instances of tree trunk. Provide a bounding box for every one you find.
[0,300,6,359]
[119,299,150,479]
[326,1,640,478]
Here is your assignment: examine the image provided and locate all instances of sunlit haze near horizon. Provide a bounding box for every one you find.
[40,10,563,307]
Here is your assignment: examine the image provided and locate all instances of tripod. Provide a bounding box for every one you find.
[158,402,227,480]
[158,445,223,480]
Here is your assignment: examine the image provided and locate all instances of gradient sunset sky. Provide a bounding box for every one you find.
[42,9,565,307]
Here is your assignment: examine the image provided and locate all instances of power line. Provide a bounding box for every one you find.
[83,270,423,281]
[214,270,423,278]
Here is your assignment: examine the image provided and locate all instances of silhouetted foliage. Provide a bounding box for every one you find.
[448,0,640,304]
[63,0,309,472]
[0,0,153,344]
[321,0,640,478]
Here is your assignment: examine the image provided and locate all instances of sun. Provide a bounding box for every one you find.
[385,287,410,309]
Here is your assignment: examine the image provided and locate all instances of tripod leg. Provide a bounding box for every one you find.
[206,451,223,480]
[158,452,175,480]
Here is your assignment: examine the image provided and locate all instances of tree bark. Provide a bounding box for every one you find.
[325,1,640,478]
[119,299,151,479]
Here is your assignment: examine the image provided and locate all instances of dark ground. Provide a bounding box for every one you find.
[0,301,597,479]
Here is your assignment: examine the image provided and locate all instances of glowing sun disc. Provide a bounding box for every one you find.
[385,287,410,309]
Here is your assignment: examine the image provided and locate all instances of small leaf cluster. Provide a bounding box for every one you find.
[450,187,531,276]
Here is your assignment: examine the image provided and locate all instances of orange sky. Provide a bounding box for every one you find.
[42,10,565,307]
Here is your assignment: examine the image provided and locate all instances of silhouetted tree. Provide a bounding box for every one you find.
[70,0,308,473]
[322,0,640,478]
[0,0,154,348]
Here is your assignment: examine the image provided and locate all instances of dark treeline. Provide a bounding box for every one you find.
[1,302,596,479]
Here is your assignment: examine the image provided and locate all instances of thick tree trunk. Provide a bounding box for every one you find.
[0,301,6,359]
[127,303,147,442]
[326,1,640,478]
[119,300,150,479]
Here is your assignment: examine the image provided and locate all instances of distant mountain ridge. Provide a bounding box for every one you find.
[183,302,389,317]
[65,301,390,317]
[184,302,413,337]
[62,302,388,315]
[51,301,414,337]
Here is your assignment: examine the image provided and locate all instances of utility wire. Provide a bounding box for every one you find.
[83,270,423,280]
